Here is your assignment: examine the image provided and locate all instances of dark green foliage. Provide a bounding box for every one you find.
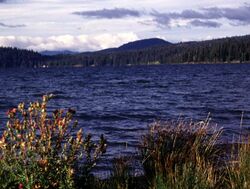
[0,47,46,68]
[1,35,250,68]
[117,38,171,51]
[44,35,250,67]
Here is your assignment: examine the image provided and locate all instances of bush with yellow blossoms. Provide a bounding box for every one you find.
[0,95,106,189]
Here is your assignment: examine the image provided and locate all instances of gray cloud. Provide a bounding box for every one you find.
[73,8,140,19]
[151,11,171,28]
[190,20,221,28]
[201,8,223,19]
[151,4,250,28]
[170,10,208,19]
[0,22,26,28]
[204,5,250,25]
[0,0,22,3]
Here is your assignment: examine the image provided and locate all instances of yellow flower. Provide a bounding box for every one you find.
[0,137,6,148]
[20,142,26,149]
[33,183,41,189]
[18,102,25,111]
[68,168,74,176]
[77,128,83,142]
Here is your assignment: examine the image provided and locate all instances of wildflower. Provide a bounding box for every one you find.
[20,142,26,149]
[28,107,33,112]
[11,108,17,114]
[58,118,66,127]
[17,134,22,139]
[18,183,23,189]
[77,128,83,142]
[0,95,107,188]
[38,159,48,168]
[42,95,47,102]
[18,102,25,111]
[35,101,40,108]
[41,104,46,112]
[6,108,17,118]
[34,183,41,189]
[68,168,74,176]
[0,137,6,148]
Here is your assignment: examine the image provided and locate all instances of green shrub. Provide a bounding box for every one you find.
[0,95,106,189]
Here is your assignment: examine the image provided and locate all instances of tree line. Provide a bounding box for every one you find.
[0,35,250,68]
[46,35,250,67]
[0,47,45,68]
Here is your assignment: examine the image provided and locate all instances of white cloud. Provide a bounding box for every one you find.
[0,33,138,51]
[0,0,249,49]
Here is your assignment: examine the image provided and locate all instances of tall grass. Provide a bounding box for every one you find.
[227,138,250,189]
[140,117,225,189]
[91,117,250,189]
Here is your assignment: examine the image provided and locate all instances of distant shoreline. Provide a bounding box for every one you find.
[0,34,250,68]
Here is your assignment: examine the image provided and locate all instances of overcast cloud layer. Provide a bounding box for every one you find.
[0,0,249,52]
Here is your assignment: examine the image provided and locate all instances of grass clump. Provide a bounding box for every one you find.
[227,137,250,189]
[140,118,225,189]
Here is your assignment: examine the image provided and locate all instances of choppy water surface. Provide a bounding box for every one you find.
[1,64,250,173]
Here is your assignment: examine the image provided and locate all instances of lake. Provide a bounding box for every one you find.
[1,63,250,173]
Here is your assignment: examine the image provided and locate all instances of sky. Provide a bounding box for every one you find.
[0,0,250,52]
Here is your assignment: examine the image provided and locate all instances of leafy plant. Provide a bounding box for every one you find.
[0,95,106,189]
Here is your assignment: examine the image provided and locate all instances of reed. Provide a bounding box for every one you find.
[227,136,250,189]
[140,117,225,189]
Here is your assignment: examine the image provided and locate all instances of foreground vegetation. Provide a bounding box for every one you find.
[0,96,250,188]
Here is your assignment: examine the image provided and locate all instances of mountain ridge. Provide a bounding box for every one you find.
[117,38,171,51]
[41,38,171,55]
[0,34,250,68]
[40,50,79,56]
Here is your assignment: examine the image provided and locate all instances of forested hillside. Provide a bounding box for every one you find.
[45,35,250,67]
[0,47,44,68]
[1,35,250,68]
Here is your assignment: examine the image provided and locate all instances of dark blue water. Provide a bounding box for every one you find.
[1,63,250,173]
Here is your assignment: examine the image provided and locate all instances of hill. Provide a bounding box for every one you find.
[0,35,250,68]
[40,50,79,56]
[89,38,171,54]
[45,35,250,67]
[117,38,171,51]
